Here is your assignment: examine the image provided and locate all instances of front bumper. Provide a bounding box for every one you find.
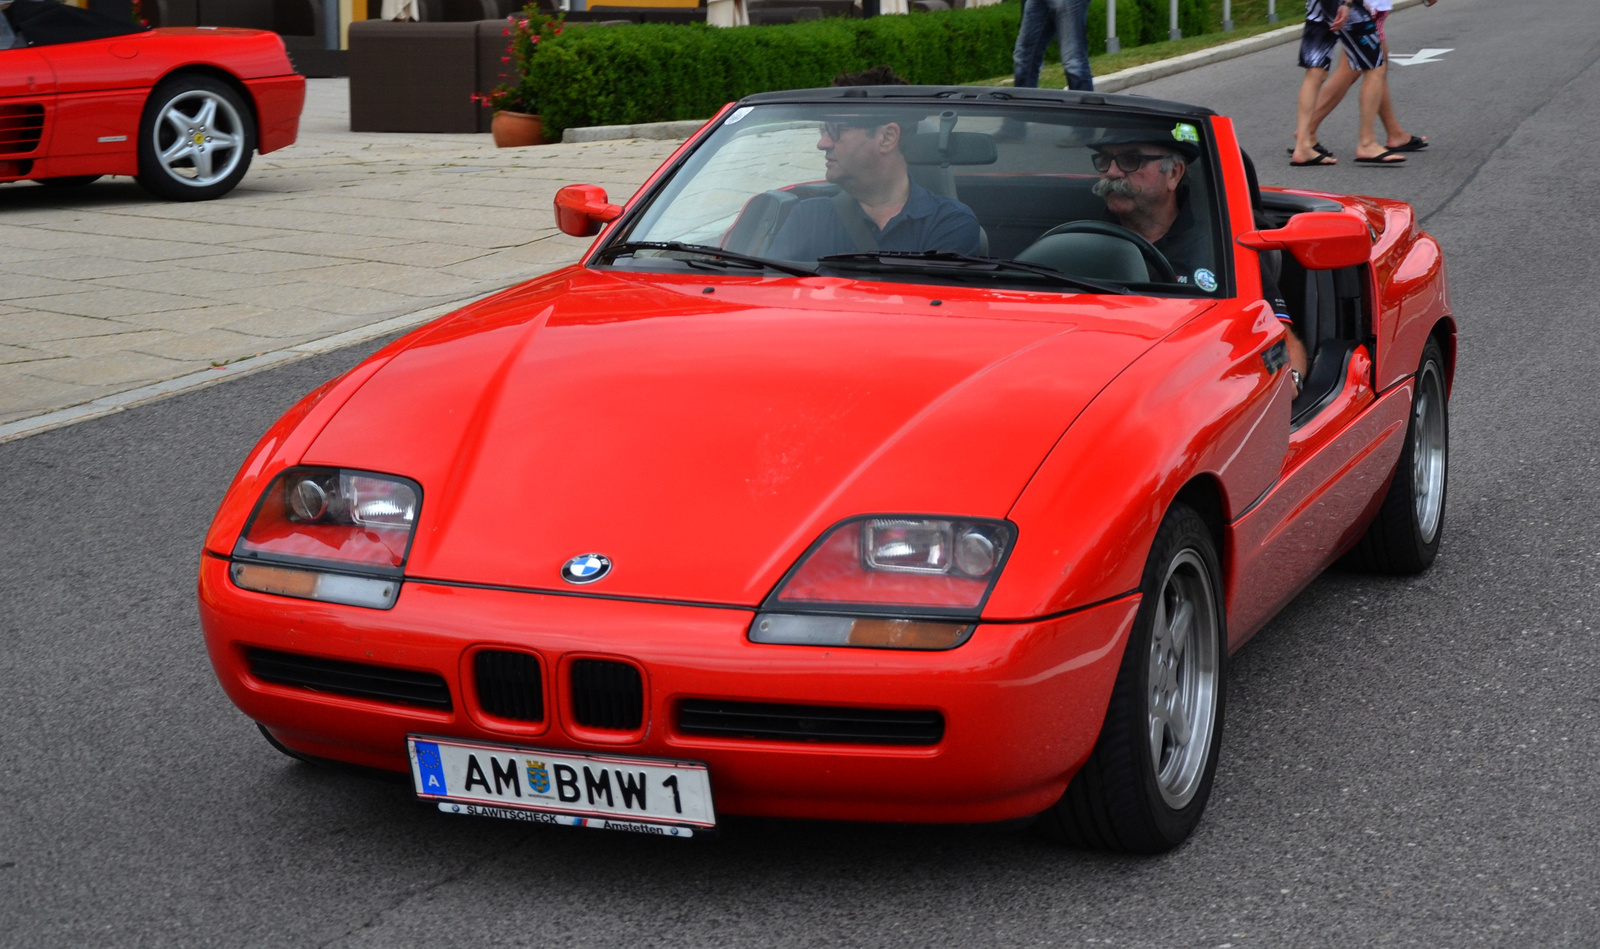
[199,554,1135,823]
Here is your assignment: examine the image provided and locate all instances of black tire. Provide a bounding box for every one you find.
[1342,337,1448,574]
[1038,503,1227,853]
[136,74,255,202]
[40,175,102,187]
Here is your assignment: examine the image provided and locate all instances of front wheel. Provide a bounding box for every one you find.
[1039,503,1226,853]
[136,75,255,201]
[1342,336,1449,573]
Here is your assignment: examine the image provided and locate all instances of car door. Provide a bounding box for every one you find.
[0,45,56,176]
[1227,247,1411,642]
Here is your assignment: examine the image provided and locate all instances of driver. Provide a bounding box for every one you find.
[766,111,982,260]
[1091,129,1309,387]
[1090,130,1210,284]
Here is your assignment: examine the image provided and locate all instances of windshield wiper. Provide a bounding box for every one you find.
[599,241,817,278]
[814,251,1131,295]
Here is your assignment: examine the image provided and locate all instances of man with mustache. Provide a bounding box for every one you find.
[1092,131,1309,387]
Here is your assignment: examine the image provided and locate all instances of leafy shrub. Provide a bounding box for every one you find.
[478,5,567,115]
[529,3,1021,136]
[529,0,1211,137]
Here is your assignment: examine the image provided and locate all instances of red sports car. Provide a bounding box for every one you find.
[199,87,1453,852]
[1,0,302,200]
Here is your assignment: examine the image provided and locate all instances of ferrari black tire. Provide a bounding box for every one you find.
[1038,503,1226,853]
[40,175,102,187]
[1342,337,1448,574]
[136,74,255,202]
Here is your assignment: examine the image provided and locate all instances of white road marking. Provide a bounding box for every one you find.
[1390,48,1454,66]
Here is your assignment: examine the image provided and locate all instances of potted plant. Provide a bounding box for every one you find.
[475,3,565,147]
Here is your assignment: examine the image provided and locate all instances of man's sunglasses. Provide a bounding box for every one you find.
[819,121,882,141]
[1091,151,1175,173]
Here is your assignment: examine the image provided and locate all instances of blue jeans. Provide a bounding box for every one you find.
[1012,0,1094,91]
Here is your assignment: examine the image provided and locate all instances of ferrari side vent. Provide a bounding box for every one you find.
[0,105,45,155]
[569,659,644,731]
[246,647,452,710]
[678,700,944,746]
[473,650,544,722]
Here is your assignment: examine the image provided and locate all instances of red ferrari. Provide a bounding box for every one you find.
[199,87,1453,852]
[1,0,302,200]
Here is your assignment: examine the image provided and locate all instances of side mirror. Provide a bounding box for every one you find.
[554,184,625,237]
[1236,211,1371,270]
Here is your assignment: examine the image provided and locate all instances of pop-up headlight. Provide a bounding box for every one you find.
[229,467,421,609]
[753,516,1015,650]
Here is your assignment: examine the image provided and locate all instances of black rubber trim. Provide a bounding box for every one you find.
[246,647,452,710]
[678,700,944,746]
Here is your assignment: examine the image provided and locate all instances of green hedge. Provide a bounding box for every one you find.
[530,4,1021,136]
[530,0,1210,137]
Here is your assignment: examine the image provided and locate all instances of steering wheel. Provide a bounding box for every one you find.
[1035,220,1178,284]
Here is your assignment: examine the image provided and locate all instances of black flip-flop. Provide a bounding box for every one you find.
[1390,134,1428,152]
[1290,152,1337,166]
[1286,142,1334,157]
[1354,148,1407,164]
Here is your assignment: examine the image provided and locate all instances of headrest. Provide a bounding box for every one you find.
[901,132,998,166]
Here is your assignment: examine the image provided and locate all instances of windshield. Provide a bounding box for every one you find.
[603,101,1226,296]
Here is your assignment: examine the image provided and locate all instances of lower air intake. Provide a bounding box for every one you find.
[473,650,544,722]
[569,659,644,730]
[678,700,944,746]
[246,647,451,710]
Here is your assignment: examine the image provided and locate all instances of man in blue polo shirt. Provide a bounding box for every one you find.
[767,113,982,261]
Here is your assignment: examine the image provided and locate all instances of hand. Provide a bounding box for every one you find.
[1330,5,1351,30]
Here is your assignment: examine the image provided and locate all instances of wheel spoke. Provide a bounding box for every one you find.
[207,130,239,151]
[160,138,193,165]
[163,107,194,137]
[1167,599,1194,659]
[194,98,219,134]
[192,146,215,181]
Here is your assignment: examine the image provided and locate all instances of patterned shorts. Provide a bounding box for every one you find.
[1299,16,1386,71]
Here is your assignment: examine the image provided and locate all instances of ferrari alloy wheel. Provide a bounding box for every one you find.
[1039,503,1226,853]
[136,75,255,201]
[1344,336,1449,574]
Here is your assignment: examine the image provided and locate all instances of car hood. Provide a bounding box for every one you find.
[304,268,1214,606]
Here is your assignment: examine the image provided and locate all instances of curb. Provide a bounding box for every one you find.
[0,293,496,446]
[561,0,1426,141]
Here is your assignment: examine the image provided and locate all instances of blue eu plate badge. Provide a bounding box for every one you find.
[413,741,447,795]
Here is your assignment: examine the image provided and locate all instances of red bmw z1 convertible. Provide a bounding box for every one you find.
[1,0,303,200]
[199,86,1453,852]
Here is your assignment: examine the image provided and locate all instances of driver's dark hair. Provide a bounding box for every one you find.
[831,65,909,86]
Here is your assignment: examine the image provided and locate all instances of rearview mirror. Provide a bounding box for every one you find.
[1236,211,1371,270]
[554,184,624,237]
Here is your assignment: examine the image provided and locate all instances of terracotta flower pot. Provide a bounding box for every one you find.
[492,110,544,148]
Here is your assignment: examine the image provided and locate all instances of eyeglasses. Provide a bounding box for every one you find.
[1091,151,1175,173]
[819,121,878,141]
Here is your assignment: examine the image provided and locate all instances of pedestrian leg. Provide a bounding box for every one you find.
[1012,0,1057,88]
[1292,67,1333,164]
[1353,63,1404,161]
[1051,0,1095,91]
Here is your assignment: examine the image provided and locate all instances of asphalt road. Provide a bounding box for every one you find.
[4,0,1599,944]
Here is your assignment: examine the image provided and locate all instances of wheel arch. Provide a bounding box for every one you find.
[1172,474,1226,583]
[1429,314,1458,396]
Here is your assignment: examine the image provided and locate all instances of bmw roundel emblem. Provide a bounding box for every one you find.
[561,553,612,584]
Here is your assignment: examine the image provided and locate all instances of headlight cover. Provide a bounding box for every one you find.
[229,467,421,609]
[753,516,1016,650]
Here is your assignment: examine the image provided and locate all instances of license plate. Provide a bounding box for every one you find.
[408,735,715,830]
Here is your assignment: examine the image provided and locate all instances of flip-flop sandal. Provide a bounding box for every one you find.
[1389,134,1428,152]
[1286,143,1335,157]
[1354,148,1407,164]
[1290,152,1337,166]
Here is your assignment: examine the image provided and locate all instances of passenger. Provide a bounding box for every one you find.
[766,111,982,260]
[1090,129,1309,388]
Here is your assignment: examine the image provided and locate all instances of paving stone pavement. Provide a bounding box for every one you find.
[0,78,683,431]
